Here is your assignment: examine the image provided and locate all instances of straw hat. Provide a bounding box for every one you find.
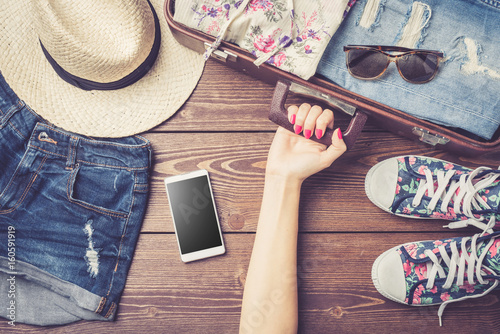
[0,0,205,137]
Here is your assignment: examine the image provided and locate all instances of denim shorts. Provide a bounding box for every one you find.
[0,73,152,325]
[317,0,500,140]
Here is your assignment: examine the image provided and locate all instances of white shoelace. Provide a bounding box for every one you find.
[411,166,500,230]
[423,223,499,326]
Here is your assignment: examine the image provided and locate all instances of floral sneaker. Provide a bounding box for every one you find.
[365,155,500,229]
[372,230,500,326]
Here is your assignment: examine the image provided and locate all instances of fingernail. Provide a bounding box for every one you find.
[290,114,296,125]
[316,129,323,139]
[304,129,311,139]
[337,128,343,140]
[294,125,302,134]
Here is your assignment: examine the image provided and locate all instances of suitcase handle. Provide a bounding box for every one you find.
[269,80,367,150]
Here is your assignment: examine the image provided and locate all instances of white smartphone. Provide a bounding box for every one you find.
[164,169,225,263]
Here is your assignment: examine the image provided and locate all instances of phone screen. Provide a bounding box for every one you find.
[166,175,223,254]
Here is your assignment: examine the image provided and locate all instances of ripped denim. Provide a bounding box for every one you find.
[0,73,151,325]
[317,0,500,140]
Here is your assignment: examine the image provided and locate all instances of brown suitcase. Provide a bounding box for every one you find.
[164,0,500,157]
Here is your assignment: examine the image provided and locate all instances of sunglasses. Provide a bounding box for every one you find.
[343,45,444,84]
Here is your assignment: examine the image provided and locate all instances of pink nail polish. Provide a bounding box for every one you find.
[316,129,323,139]
[294,125,302,134]
[338,128,343,140]
[304,129,311,139]
[290,114,296,125]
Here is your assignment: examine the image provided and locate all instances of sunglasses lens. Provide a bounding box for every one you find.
[346,49,388,79]
[398,53,439,83]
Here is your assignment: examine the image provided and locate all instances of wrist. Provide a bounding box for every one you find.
[259,172,302,232]
[264,172,303,191]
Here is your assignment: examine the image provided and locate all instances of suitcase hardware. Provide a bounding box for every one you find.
[204,42,237,63]
[289,82,356,117]
[412,127,450,146]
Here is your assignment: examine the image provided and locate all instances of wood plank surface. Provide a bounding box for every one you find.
[148,61,377,133]
[3,59,500,333]
[5,234,500,333]
[142,130,497,234]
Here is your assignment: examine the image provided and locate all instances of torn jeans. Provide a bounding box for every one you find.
[0,73,151,325]
[317,0,500,140]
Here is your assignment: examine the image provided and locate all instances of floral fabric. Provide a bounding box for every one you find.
[390,156,500,224]
[174,0,356,80]
[398,232,500,306]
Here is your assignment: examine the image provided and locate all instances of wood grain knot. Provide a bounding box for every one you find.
[228,214,245,230]
[330,306,344,318]
[147,307,159,317]
[238,270,247,288]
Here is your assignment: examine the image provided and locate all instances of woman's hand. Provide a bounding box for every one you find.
[266,103,346,183]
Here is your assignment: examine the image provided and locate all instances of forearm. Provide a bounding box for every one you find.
[239,174,301,334]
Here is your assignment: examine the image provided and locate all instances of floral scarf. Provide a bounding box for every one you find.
[174,0,356,80]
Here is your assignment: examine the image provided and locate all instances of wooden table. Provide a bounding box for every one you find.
[5,60,500,333]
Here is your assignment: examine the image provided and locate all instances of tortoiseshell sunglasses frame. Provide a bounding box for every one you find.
[343,45,444,84]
